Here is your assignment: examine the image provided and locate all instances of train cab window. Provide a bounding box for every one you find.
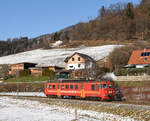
[65,85,69,89]
[75,85,78,90]
[109,84,112,88]
[61,85,64,90]
[70,85,73,90]
[53,85,56,89]
[102,84,107,89]
[91,84,95,90]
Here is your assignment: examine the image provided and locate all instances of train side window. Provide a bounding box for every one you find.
[65,85,69,89]
[53,85,55,89]
[70,85,73,90]
[61,85,64,90]
[91,84,95,90]
[109,84,112,88]
[75,85,78,90]
[49,85,52,89]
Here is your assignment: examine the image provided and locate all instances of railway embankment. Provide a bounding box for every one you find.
[0,81,150,105]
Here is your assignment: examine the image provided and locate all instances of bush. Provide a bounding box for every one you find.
[114,68,150,76]
[42,69,56,80]
[20,69,31,77]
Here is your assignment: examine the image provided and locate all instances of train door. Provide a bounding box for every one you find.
[57,83,61,97]
[95,84,99,96]
[81,83,85,98]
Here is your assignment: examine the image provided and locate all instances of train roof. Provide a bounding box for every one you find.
[47,78,114,83]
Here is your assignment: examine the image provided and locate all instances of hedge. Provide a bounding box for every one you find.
[114,67,150,76]
[42,69,56,80]
[19,69,31,77]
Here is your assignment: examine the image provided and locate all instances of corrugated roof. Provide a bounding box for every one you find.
[128,49,150,65]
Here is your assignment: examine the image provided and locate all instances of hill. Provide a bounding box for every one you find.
[0,0,149,57]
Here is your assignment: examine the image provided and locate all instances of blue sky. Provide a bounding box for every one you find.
[0,0,141,40]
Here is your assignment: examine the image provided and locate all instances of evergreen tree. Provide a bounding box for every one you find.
[125,3,134,19]
[99,5,105,18]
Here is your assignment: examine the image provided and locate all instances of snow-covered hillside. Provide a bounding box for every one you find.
[0,45,122,67]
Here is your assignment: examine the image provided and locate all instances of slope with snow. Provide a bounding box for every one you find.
[0,45,122,67]
[0,96,134,121]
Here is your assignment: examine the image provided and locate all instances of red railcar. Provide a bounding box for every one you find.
[44,79,115,100]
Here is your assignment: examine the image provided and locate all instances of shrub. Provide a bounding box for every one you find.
[114,68,150,76]
[42,69,56,80]
[19,69,31,77]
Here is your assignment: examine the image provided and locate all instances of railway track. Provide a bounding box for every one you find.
[1,94,150,111]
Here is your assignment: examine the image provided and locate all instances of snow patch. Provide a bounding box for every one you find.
[103,73,117,80]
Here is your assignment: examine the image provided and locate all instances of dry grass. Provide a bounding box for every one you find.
[45,101,150,121]
[60,39,132,48]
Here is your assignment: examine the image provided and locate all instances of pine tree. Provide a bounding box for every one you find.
[125,3,134,19]
[99,5,105,18]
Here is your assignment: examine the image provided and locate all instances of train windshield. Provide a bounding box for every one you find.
[101,84,107,89]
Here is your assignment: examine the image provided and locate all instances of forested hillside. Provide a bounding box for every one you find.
[0,0,149,57]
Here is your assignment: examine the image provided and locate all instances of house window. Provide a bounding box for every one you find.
[72,58,74,61]
[141,52,150,56]
[78,57,80,61]
[144,57,148,61]
[78,64,81,68]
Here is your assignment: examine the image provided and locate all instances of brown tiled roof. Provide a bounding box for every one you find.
[128,49,150,65]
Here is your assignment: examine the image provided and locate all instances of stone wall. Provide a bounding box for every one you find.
[119,86,150,104]
[116,75,150,81]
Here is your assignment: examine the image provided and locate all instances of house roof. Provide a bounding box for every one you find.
[12,62,37,66]
[128,49,150,65]
[36,65,64,69]
[64,52,95,63]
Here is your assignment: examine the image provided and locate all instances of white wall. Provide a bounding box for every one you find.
[66,63,85,70]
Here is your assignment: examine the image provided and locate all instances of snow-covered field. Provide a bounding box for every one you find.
[0,96,134,121]
[0,45,122,67]
[0,92,46,97]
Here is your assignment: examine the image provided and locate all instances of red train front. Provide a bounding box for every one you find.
[44,79,115,101]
